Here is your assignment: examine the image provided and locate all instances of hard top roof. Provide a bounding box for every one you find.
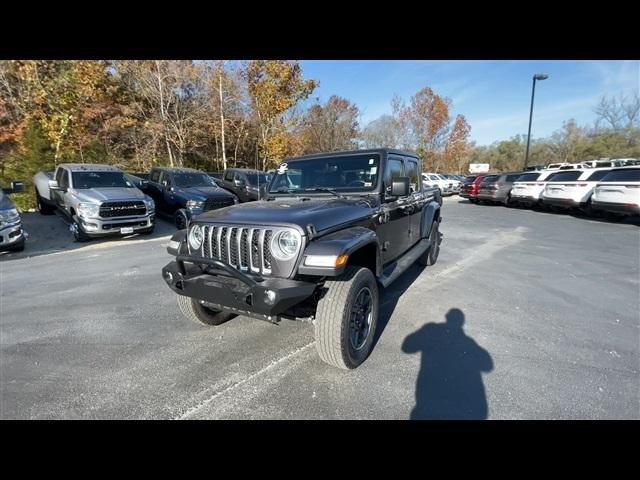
[285,148,419,162]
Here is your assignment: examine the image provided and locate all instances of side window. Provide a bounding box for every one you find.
[150,169,160,183]
[160,172,172,187]
[55,168,64,184]
[405,160,419,193]
[384,158,404,197]
[224,170,234,181]
[59,169,69,188]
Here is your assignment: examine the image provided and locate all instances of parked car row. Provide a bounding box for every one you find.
[19,163,273,250]
[460,166,640,218]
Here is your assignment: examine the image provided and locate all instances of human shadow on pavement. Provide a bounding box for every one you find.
[402,308,493,420]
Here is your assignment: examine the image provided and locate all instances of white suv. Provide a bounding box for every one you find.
[591,167,640,216]
[422,173,454,196]
[540,168,613,211]
[510,169,559,206]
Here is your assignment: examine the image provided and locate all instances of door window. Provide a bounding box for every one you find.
[405,160,420,193]
[224,170,234,181]
[384,158,404,197]
[159,172,172,188]
[150,169,160,183]
[59,169,69,188]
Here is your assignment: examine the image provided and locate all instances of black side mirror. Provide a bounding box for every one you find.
[390,177,410,197]
[234,179,246,188]
[2,181,24,194]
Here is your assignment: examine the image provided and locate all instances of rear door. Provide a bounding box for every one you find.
[378,156,412,264]
[403,157,423,248]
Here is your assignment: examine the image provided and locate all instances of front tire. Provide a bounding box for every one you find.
[419,219,440,266]
[71,218,91,242]
[314,266,379,370]
[175,209,188,230]
[177,295,236,326]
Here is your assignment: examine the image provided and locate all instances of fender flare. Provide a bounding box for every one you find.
[297,226,382,277]
[421,202,441,238]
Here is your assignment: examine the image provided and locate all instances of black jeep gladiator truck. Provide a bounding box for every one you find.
[161,149,442,369]
[139,167,238,229]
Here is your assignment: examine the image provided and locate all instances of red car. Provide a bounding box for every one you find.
[460,175,485,203]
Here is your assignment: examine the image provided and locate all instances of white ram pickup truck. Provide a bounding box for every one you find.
[34,164,156,241]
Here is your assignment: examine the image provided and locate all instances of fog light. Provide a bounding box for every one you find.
[264,289,277,305]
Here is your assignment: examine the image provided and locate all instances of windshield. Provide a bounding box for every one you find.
[72,171,133,189]
[269,154,380,193]
[173,173,216,188]
[245,173,269,186]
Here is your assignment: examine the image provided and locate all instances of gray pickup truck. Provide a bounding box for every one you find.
[1,181,26,252]
[34,164,156,241]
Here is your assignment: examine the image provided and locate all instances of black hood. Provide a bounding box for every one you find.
[197,196,376,234]
[177,186,235,200]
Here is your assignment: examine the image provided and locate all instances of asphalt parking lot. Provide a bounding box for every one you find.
[1,197,638,419]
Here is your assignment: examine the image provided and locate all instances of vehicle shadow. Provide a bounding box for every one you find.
[373,262,426,348]
[0,212,176,262]
[402,308,493,420]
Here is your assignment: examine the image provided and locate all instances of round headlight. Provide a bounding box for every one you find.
[271,230,301,261]
[188,225,203,252]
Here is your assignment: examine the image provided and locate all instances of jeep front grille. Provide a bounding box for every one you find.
[199,225,274,275]
[99,201,146,218]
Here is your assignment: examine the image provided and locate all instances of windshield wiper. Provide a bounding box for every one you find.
[302,187,347,198]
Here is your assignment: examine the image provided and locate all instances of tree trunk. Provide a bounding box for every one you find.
[218,67,227,171]
[54,114,70,167]
[156,61,174,167]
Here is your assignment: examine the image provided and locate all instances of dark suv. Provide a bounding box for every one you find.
[142,167,238,229]
[161,149,442,370]
[219,168,271,202]
[476,172,524,206]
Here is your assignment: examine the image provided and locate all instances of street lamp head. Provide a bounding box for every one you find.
[534,73,549,81]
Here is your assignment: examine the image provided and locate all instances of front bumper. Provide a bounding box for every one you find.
[0,223,24,249]
[162,255,317,318]
[591,200,640,215]
[79,214,155,237]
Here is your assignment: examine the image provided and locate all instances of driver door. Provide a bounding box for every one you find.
[159,172,177,214]
[377,156,412,265]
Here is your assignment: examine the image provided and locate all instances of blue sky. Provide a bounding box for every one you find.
[298,60,639,146]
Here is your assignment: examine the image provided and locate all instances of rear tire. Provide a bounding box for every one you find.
[36,190,54,215]
[314,266,379,370]
[177,295,236,326]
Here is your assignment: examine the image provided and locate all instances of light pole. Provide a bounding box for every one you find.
[523,73,549,170]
